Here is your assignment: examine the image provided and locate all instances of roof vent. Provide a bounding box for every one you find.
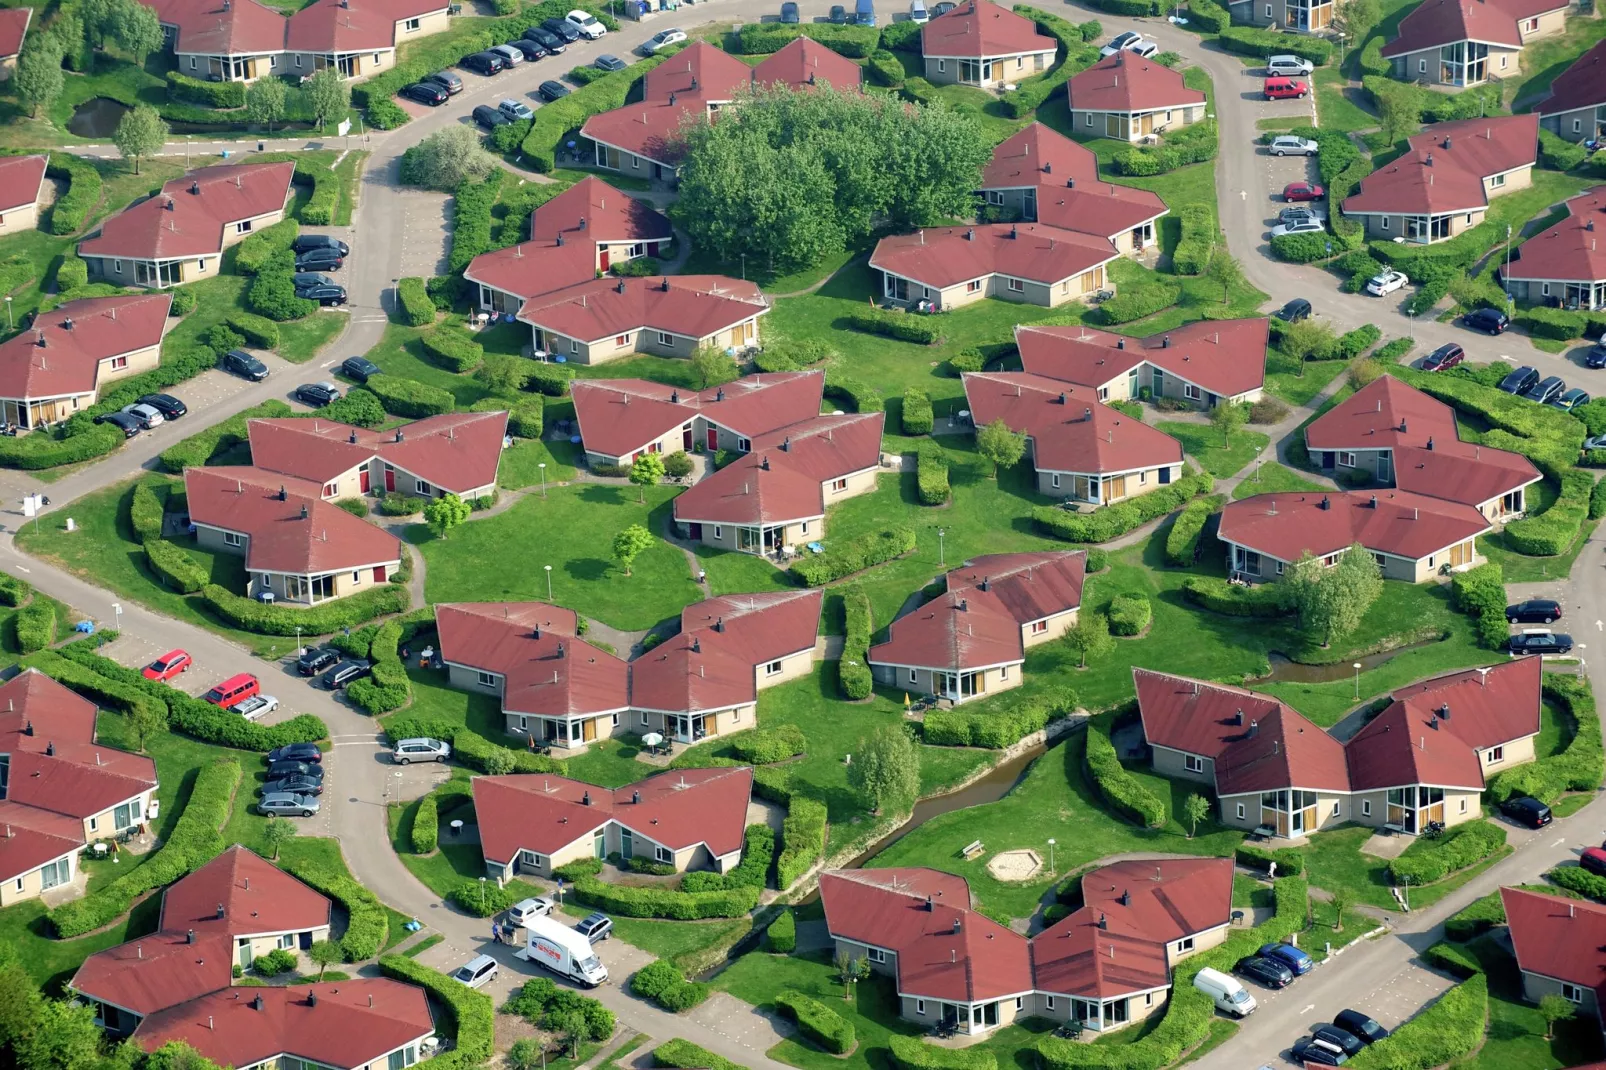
[632,790,640,803]
[1590,220,1596,233]
[1097,912,1107,930]
[953,917,962,934]
[1319,495,1330,511]
[1233,709,1243,726]
[396,428,404,443]
[761,456,770,471]
[191,181,200,195]
[781,436,791,451]
[22,720,31,736]
[1439,703,1451,721]
[1044,161,1052,175]
[692,637,700,654]
[187,929,195,944]
[300,504,308,520]
[1427,436,1434,451]
[1426,152,1433,166]
[1248,719,1258,738]
[1009,225,1018,239]
[44,741,52,756]
[1162,335,1170,348]
[616,279,626,295]
[1443,134,1452,150]
[556,233,564,246]
[1119,889,1130,906]
[1399,417,1407,433]
[980,576,990,592]
[307,991,317,1007]
[925,894,933,911]
[966,228,974,241]
[960,599,968,612]
[1369,494,1377,509]
[715,616,724,632]
[578,216,587,231]
[1057,391,1067,405]
[556,642,564,658]
[670,390,678,403]
[669,92,677,106]
[1116,337,1124,349]
[216,902,225,920]
[348,430,357,444]
[582,790,591,806]
[63,318,73,331]
[715,387,725,402]
[252,994,264,1011]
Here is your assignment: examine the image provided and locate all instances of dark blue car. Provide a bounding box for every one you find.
[1259,942,1313,975]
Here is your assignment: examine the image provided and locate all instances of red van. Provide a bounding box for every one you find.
[1583,847,1606,878]
[1264,77,1310,100]
[204,673,260,709]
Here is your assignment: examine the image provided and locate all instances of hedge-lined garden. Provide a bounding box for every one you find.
[840,585,874,700]
[1488,673,1602,804]
[1033,468,1214,542]
[283,853,391,960]
[1084,715,1166,827]
[380,956,495,1069]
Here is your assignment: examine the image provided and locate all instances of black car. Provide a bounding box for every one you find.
[261,775,324,797]
[594,53,626,71]
[1507,598,1562,624]
[221,349,269,381]
[1463,306,1510,334]
[1523,375,1567,404]
[296,284,347,306]
[321,659,372,690]
[94,411,141,438]
[1589,344,1606,369]
[511,38,548,60]
[265,759,324,781]
[268,742,323,765]
[1498,365,1541,395]
[293,234,349,257]
[1503,795,1553,828]
[1312,1026,1364,1058]
[293,271,334,290]
[425,70,464,94]
[1333,1010,1388,1046]
[138,393,187,420]
[828,3,848,19]
[780,0,800,20]
[297,645,341,675]
[524,26,566,52]
[932,0,955,10]
[1290,1037,1347,1066]
[472,104,511,129]
[1272,298,1312,323]
[461,50,506,75]
[538,80,571,102]
[294,249,344,272]
[1234,955,1293,988]
[341,356,381,383]
[295,382,341,406]
[1508,631,1573,655]
[1420,343,1464,371]
[542,16,582,41]
[401,81,449,106]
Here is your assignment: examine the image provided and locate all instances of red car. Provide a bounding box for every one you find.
[1264,76,1310,99]
[1283,181,1325,203]
[143,649,192,681]
[1583,846,1606,878]
[1421,343,1465,371]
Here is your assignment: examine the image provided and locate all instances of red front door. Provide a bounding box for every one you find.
[599,246,610,271]
[384,466,395,492]
[683,427,693,449]
[373,565,387,582]
[706,427,718,450]
[360,469,371,493]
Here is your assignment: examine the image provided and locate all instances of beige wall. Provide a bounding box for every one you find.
[1169,922,1228,965]
[1036,464,1181,502]
[1391,43,1522,83]
[638,703,752,744]
[1479,733,1537,777]
[895,264,1107,312]
[83,789,157,841]
[95,342,162,391]
[757,647,815,691]
[535,315,763,366]
[237,923,333,966]
[1021,607,1077,648]
[0,849,77,908]
[1226,539,1466,584]
[1486,165,1533,199]
[1360,209,1486,242]
[869,662,1023,703]
[221,207,289,249]
[923,50,1053,87]
[87,254,222,287]
[694,516,823,552]
[1343,787,1482,830]
[1065,106,1206,142]
[0,54,16,81]
[0,200,39,236]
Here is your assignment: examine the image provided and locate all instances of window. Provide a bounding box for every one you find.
[236,219,253,235]
[986,191,1004,206]
[654,845,672,863]
[1374,552,1386,568]
[113,259,122,273]
[1362,799,1372,816]
[1008,278,1024,292]
[967,279,982,293]
[1184,754,1204,773]
[831,478,848,492]
[1183,383,1201,401]
[801,521,810,535]
[616,335,630,346]
[658,331,674,346]
[569,340,578,354]
[1050,474,1061,490]
[764,660,783,677]
[630,156,640,170]
[1500,55,1507,68]
[917,999,927,1015]
[1576,118,1584,133]
[477,671,496,687]
[1419,58,1427,73]
[1001,665,1010,681]
[1382,216,1391,231]
[388,1046,418,1070]
[713,525,722,539]
[1084,112,1094,127]
[520,849,543,867]
[1564,983,1585,1003]
[324,482,337,497]
[1275,561,1285,575]
[270,56,276,67]
[1017,56,1023,68]
[189,57,197,69]
[1138,471,1147,485]
[89,817,98,832]
[1098,386,1110,400]
[405,15,420,29]
[1015,997,1024,1010]
[1525,16,1538,29]
[223,532,243,547]
[640,712,649,726]
[1427,555,1435,568]
[1046,996,1056,1010]
[1337,451,1356,468]
[1177,937,1194,952]
[110,356,128,370]
[296,55,303,67]
[351,570,362,585]
[1332,801,1340,816]
[1236,802,1245,819]
[1145,993,1154,1007]
[1459,797,1468,813]
[1489,172,1506,188]
[867,947,886,963]
[1265,3,1271,14]
[1488,746,1504,764]
[415,479,432,496]
[737,437,751,451]
[909,669,919,683]
[278,934,296,950]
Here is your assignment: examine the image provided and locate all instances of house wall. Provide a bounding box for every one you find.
[1036,464,1182,501]
[0,53,16,80]
[1169,922,1229,964]
[1521,970,1601,1017]
[535,316,763,366]
[590,419,695,466]
[923,50,1053,87]
[1021,607,1078,648]
[0,851,77,908]
[237,923,334,966]
[692,517,823,552]
[1359,209,1487,242]
[638,704,752,744]
[82,789,157,840]
[502,711,630,749]
[1064,106,1206,142]
[97,342,162,389]
[868,663,1024,702]
[1478,733,1537,777]
[1543,105,1603,141]
[1347,787,1483,829]
[1311,445,1392,481]
[0,200,39,236]
[87,254,222,287]
[757,647,815,691]
[1391,44,1522,84]
[1487,165,1533,198]
[250,565,392,604]
[1151,744,1216,785]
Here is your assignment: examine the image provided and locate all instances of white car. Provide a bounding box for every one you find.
[1100,31,1143,56]
[1266,54,1315,76]
[121,403,165,429]
[909,0,929,20]
[1269,135,1319,157]
[488,43,525,66]
[235,694,279,722]
[566,9,606,38]
[1271,219,1325,238]
[1586,433,1606,451]
[1366,269,1409,296]
[506,896,557,927]
[641,27,686,54]
[392,737,452,764]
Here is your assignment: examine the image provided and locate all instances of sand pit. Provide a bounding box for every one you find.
[987,848,1043,882]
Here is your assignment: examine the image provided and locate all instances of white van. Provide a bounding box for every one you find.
[1193,966,1257,1017]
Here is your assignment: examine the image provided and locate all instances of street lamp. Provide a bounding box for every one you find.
[544,564,553,602]
[185,135,192,168]
[112,602,122,635]
[1255,446,1265,482]
[538,462,547,500]
[937,527,946,568]
[479,876,487,914]
[1047,838,1055,872]
[1352,662,1362,700]
[5,295,12,331]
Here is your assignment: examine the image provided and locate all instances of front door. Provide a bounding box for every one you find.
[683,426,693,449]
[599,247,610,271]
[360,469,371,493]
[384,466,395,491]
[1376,454,1391,482]
[706,427,719,450]
[238,938,253,969]
[593,830,606,859]
[621,828,633,859]
[702,714,716,738]
[583,718,597,742]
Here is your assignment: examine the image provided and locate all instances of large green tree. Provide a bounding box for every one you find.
[975,418,1026,477]
[113,103,168,174]
[307,67,350,131]
[14,999,101,1070]
[1281,318,1336,378]
[612,524,654,576]
[14,45,64,120]
[424,492,471,539]
[1377,85,1422,146]
[400,126,496,192]
[246,77,287,132]
[846,724,921,815]
[629,453,664,503]
[1284,543,1383,647]
[110,0,163,66]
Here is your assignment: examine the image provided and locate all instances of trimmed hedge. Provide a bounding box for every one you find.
[1516,306,1588,341]
[767,909,797,953]
[682,824,775,893]
[1488,674,1602,804]
[49,758,239,937]
[0,574,29,607]
[1033,467,1213,542]
[1173,204,1216,276]
[14,599,55,654]
[842,309,941,344]
[397,277,435,327]
[411,792,439,854]
[1423,940,1484,980]
[1334,323,1382,361]
[379,956,494,1069]
[566,872,760,919]
[902,388,933,435]
[867,48,905,86]
[228,311,281,350]
[160,400,293,472]
[1096,279,1181,324]
[915,439,951,505]
[130,482,164,540]
[1181,576,1295,617]
[1346,974,1487,1070]
[840,584,874,700]
[236,219,300,275]
[1235,843,1305,876]
[420,325,484,373]
[365,374,455,418]
[1450,562,1509,649]
[0,422,124,471]
[889,1037,998,1070]
[201,582,408,636]
[386,716,569,776]
[1388,820,1506,885]
[732,724,806,765]
[923,697,1068,749]
[1548,864,1606,900]
[1164,494,1216,566]
[1540,127,1588,171]
[1109,120,1217,178]
[734,22,879,56]
[520,45,689,171]
[145,537,209,594]
[632,959,711,1012]
[167,70,245,107]
[1107,594,1151,637]
[284,855,390,960]
[998,7,1102,118]
[1444,891,1504,942]
[791,527,914,586]
[47,154,101,235]
[1219,25,1331,64]
[776,991,855,1054]
[778,797,828,889]
[1085,716,1166,827]
[823,372,885,414]
[654,1041,745,1070]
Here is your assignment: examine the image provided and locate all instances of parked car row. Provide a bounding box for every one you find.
[436,8,605,103]
[1506,628,1574,655]
[93,392,188,437]
[1494,365,1591,410]
[1287,1009,1389,1065]
[261,739,324,817]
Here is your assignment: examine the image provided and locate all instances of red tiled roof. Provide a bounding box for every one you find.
[1381,0,1562,57]
[1305,375,1458,451]
[435,602,629,718]
[286,0,448,53]
[1035,184,1168,241]
[982,123,1099,190]
[753,36,862,89]
[185,467,401,576]
[870,223,1119,290]
[473,766,753,865]
[1506,187,1606,284]
[147,0,287,55]
[921,0,1057,58]
[1217,489,1490,563]
[570,372,825,460]
[631,591,823,714]
[465,237,599,304]
[0,668,100,745]
[962,372,1181,475]
[245,411,508,494]
[0,294,171,402]
[0,809,83,894]
[72,929,235,1017]
[1343,114,1538,216]
[0,154,48,214]
[79,163,294,261]
[673,413,884,525]
[1068,52,1206,113]
[1393,439,1540,507]
[869,553,1084,672]
[134,979,434,1070]
[1016,319,1269,401]
[1390,655,1542,750]
[1539,39,1606,117]
[528,176,673,245]
[1343,701,1486,791]
[0,7,31,57]
[821,869,1034,1002]
[644,41,754,102]
[1502,887,1606,1005]
[517,274,767,344]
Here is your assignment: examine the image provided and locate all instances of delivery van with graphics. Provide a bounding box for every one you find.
[518,915,608,987]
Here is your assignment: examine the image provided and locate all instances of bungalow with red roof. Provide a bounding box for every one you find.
[1341,114,1539,243]
[474,766,753,880]
[519,274,768,365]
[0,293,172,431]
[1381,0,1567,86]
[1067,52,1207,143]
[820,858,1232,1036]
[1502,887,1606,1024]
[1223,0,1332,32]
[978,124,1168,255]
[869,553,1084,703]
[436,602,630,750]
[466,176,674,317]
[963,372,1184,503]
[78,162,295,288]
[870,223,1121,311]
[0,7,31,78]
[70,848,434,1070]
[0,669,159,907]
[1503,187,1606,308]
[1304,374,1540,526]
[0,154,48,235]
[1539,39,1606,142]
[1015,319,1268,410]
[582,38,861,182]
[921,0,1057,88]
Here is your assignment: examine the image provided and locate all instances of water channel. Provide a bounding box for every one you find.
[1259,637,1438,684]
[67,97,316,139]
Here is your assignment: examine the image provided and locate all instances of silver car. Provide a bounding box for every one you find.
[258,791,319,817]
[489,43,525,66]
[121,403,165,429]
[507,896,556,926]
[641,27,686,53]
[452,954,499,989]
[1266,54,1314,76]
[392,737,452,764]
[1269,135,1319,157]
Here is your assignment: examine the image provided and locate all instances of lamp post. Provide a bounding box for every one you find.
[1255,446,1265,483]
[5,295,12,331]
[1047,838,1055,872]
[538,462,547,499]
[1353,662,1362,700]
[937,527,946,568]
[295,625,301,656]
[112,603,122,635]
[479,876,487,914]
[740,253,747,281]
[544,564,553,602]
[185,135,192,168]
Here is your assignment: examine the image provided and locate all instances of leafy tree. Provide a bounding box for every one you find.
[0,953,41,1053]
[547,1008,588,1058]
[1285,544,1383,647]
[1204,248,1245,305]
[663,450,694,479]
[833,946,870,1000]
[15,998,101,1070]
[400,126,496,192]
[261,814,295,860]
[307,67,350,131]
[246,77,287,132]
[43,12,84,70]
[111,0,163,66]
[474,354,528,396]
[1281,318,1336,378]
[612,524,654,577]
[690,345,737,390]
[113,103,168,175]
[507,1039,543,1070]
[1539,993,1574,1040]
[1183,793,1211,839]
[1336,0,1382,45]
[1065,610,1114,669]
[1209,399,1249,448]
[846,724,920,816]
[14,44,65,120]
[82,0,117,48]
[307,939,343,979]
[127,698,168,752]
[629,453,665,504]
[144,1042,225,1070]
[1329,888,1353,931]
[1377,86,1422,147]
[975,418,1026,478]
[424,492,471,539]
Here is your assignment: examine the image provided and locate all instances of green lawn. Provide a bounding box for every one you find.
[415,483,701,631]
[497,438,582,489]
[1233,873,1275,910]
[1537,694,1576,760]
[693,544,796,598]
[557,901,749,964]
[387,667,505,739]
[1232,463,1328,499]
[1512,14,1606,108]
[678,244,866,297]
[357,323,497,409]
[1265,351,1350,407]
[1448,933,1604,1070]
[1314,67,1377,134]
[1478,518,1599,583]
[1155,422,1270,479]
[1299,823,1512,913]
[276,311,348,363]
[559,735,656,788]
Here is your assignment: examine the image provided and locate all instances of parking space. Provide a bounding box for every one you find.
[395,189,453,280]
[1351,960,1459,1032]
[94,631,239,699]
[171,364,269,414]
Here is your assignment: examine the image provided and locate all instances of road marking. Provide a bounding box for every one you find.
[332,740,383,747]
[1301,1004,1316,1014]
[11,565,28,572]
[1499,354,1515,362]
[1553,837,1566,846]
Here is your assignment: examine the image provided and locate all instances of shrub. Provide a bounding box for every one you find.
[57,257,89,291]
[915,440,950,505]
[888,1037,997,1070]
[1107,594,1151,637]
[411,792,439,854]
[421,324,484,373]
[1540,127,1588,171]
[248,262,318,321]
[1548,865,1606,900]
[1347,974,1486,1070]
[947,348,986,374]
[1334,324,1382,360]
[732,724,807,765]
[823,372,884,414]
[200,582,408,636]
[47,154,101,235]
[451,877,515,917]
[380,955,494,1069]
[776,991,855,1054]
[236,219,300,275]
[1164,495,1216,566]
[1182,576,1295,617]
[841,309,941,344]
[203,324,247,355]
[1450,562,1509,648]
[448,172,502,273]
[923,697,1069,749]
[1235,843,1305,875]
[840,584,874,700]
[365,374,455,418]
[1593,476,1606,520]
[397,277,436,326]
[1097,280,1181,323]
[1086,717,1165,826]
[566,872,760,919]
[997,8,1102,117]
[130,481,164,541]
[767,909,797,953]
[734,23,879,56]
[663,451,693,479]
[145,537,210,594]
[1033,468,1213,542]
[167,70,246,107]
[1270,230,1334,263]
[527,362,573,397]
[0,574,29,607]
[1219,25,1330,63]
[632,959,711,1012]
[160,400,292,472]
[778,797,828,889]
[791,527,914,585]
[682,824,775,893]
[1487,674,1602,804]
[654,1041,744,1070]
[1387,820,1506,885]
[1423,940,1484,979]
[0,422,124,470]
[1109,120,1217,177]
[254,948,297,976]
[902,388,934,435]
[1516,306,1588,341]
[1173,204,1217,276]
[867,48,905,85]
[14,599,55,654]
[379,494,428,516]
[1444,892,1504,942]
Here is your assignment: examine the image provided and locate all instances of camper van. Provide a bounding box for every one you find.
[1193,966,1257,1017]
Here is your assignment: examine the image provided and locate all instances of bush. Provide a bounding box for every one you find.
[521,46,690,171]
[420,325,484,373]
[664,451,693,479]
[791,527,914,585]
[841,309,941,344]
[767,909,797,953]
[1096,280,1182,323]
[1270,230,1334,263]
[840,584,874,700]
[1548,865,1606,900]
[1219,25,1330,64]
[1033,468,1213,542]
[379,493,429,516]
[397,277,436,326]
[254,948,297,976]
[632,959,711,1012]
[1173,204,1217,276]
[527,362,573,397]
[160,400,293,472]
[566,872,760,919]
[778,797,827,889]
[1164,495,1216,566]
[1593,476,1606,520]
[776,991,856,1054]
[1450,562,1509,649]
[1109,120,1217,177]
[1347,974,1486,1070]
[57,256,89,291]
[1106,594,1151,637]
[682,824,775,893]
[236,219,300,275]
[0,422,124,471]
[888,1037,997,1070]
[947,348,986,375]
[380,955,494,1070]
[448,172,502,273]
[823,372,884,414]
[0,574,29,607]
[130,481,164,541]
[14,599,54,654]
[1516,306,1588,341]
[200,582,408,636]
[915,440,950,505]
[1235,843,1305,875]
[654,1041,744,1070]
[1387,820,1506,885]
[451,878,516,917]
[47,154,101,235]
[1487,674,1602,804]
[1086,717,1166,826]
[203,323,247,356]
[997,8,1102,118]
[867,48,905,86]
[732,725,806,765]
[248,261,318,321]
[902,388,933,435]
[1182,576,1294,617]
[1444,892,1505,942]
[1540,127,1588,171]
[145,537,210,594]
[1334,324,1382,360]
[923,697,1068,749]
[734,22,879,56]
[411,792,439,854]
[365,374,455,418]
[1423,941,1484,979]
[167,70,245,107]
